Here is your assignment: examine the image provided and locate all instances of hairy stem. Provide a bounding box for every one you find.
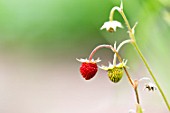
[133,42,170,110]
[110,47,141,105]
[109,6,121,21]
[88,45,111,61]
[113,39,131,66]
[89,44,141,106]
[123,66,134,87]
[119,10,170,110]
[111,47,134,86]
[135,88,140,104]
[134,80,140,104]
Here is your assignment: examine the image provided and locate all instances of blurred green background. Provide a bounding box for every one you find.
[0,0,169,113]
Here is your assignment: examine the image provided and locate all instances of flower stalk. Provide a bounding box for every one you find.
[88,44,141,105]
[78,42,143,112]
[111,47,141,105]
[120,10,170,111]
[88,44,111,61]
[109,6,121,21]
[77,1,169,112]
[134,80,140,104]
[111,47,134,86]
[133,42,170,110]
[113,39,131,66]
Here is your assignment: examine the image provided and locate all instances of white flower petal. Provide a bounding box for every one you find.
[100,22,109,30]
[99,62,115,71]
[76,58,101,63]
[139,77,151,82]
[100,21,123,32]
[108,62,112,67]
[115,59,127,68]
[99,65,109,70]
[76,58,88,62]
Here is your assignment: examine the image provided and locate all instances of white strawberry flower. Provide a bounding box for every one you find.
[139,77,157,91]
[100,1,124,32]
[100,20,123,32]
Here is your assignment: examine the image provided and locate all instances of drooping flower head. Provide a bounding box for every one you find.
[77,58,101,80]
[100,2,123,33]
[100,21,123,32]
[139,77,157,91]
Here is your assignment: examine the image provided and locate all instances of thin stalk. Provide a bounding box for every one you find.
[113,48,135,86]
[109,6,121,21]
[120,11,132,37]
[123,67,134,87]
[111,47,141,104]
[135,88,140,104]
[113,39,131,66]
[89,44,135,87]
[119,10,170,111]
[111,47,134,86]
[88,45,111,61]
[89,44,141,106]
[133,42,170,110]
[134,80,140,104]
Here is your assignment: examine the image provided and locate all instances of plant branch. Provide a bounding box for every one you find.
[88,44,142,106]
[134,80,140,104]
[110,47,141,105]
[111,47,134,87]
[88,44,111,61]
[119,10,170,111]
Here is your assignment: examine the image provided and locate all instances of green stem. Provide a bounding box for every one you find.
[119,10,135,41]
[120,10,170,111]
[133,42,170,111]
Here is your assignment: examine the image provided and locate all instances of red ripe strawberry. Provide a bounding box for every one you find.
[77,58,101,80]
[80,62,98,80]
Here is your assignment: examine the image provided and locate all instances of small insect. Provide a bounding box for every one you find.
[145,82,157,91]
[107,67,123,83]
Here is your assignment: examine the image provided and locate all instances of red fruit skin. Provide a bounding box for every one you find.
[80,62,98,80]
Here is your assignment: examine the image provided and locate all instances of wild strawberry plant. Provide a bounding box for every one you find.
[77,1,170,113]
